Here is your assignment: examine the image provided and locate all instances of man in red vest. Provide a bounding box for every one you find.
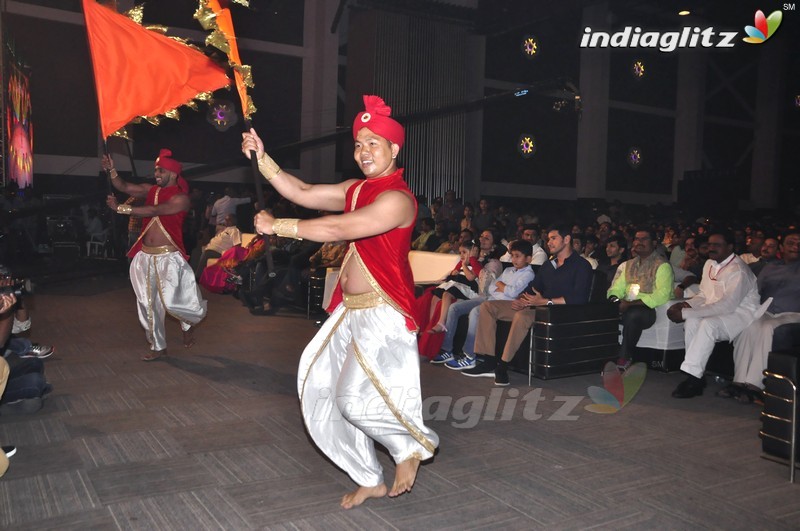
[242,95,439,509]
[104,149,207,361]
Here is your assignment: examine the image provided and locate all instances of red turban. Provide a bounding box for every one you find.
[352,95,404,149]
[155,149,188,192]
[155,148,182,175]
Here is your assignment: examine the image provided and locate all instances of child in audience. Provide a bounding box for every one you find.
[428,240,482,333]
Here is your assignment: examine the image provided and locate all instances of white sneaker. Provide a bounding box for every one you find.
[20,345,53,359]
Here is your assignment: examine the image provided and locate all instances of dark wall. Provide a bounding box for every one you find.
[481,17,581,188]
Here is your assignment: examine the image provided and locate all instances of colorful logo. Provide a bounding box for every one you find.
[743,10,783,43]
[585,362,647,414]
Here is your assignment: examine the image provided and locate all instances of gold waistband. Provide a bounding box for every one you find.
[343,291,384,309]
[141,244,178,255]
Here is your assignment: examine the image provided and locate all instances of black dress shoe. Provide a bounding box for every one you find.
[672,374,707,398]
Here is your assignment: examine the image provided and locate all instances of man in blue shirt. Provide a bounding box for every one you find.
[466,225,593,385]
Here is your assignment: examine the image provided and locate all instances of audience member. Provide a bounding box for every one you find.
[411,217,440,251]
[473,198,495,234]
[500,224,547,266]
[209,187,250,233]
[434,190,462,234]
[726,230,800,403]
[571,233,598,269]
[667,230,762,398]
[673,234,708,298]
[443,240,534,371]
[748,236,780,277]
[428,240,483,333]
[194,213,241,278]
[464,225,593,384]
[597,233,627,288]
[739,232,765,264]
[583,234,601,264]
[607,229,674,371]
[460,203,476,233]
[0,356,9,477]
[429,230,505,364]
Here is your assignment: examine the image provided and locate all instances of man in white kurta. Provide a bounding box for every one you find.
[667,231,762,398]
[731,230,800,391]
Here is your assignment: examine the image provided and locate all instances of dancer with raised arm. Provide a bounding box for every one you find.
[241,95,439,509]
[104,150,207,361]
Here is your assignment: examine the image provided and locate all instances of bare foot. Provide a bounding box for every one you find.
[141,349,167,361]
[388,458,420,498]
[427,323,446,334]
[183,327,195,348]
[340,483,387,509]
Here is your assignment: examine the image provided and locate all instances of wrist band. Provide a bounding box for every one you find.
[109,169,120,180]
[117,204,133,215]
[257,152,281,182]
[272,218,301,239]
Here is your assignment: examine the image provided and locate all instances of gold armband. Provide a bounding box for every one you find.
[272,218,301,240]
[257,152,281,182]
[116,204,133,215]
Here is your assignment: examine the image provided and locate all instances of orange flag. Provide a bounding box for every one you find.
[195,0,255,120]
[82,0,230,138]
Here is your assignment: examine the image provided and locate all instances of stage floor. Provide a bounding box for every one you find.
[1,269,798,529]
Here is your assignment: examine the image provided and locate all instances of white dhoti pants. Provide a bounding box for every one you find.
[130,250,207,351]
[732,312,800,389]
[680,313,753,379]
[297,294,439,487]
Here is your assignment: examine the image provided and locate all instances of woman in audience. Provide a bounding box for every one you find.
[460,203,476,234]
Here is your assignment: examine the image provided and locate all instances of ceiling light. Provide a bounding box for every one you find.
[678,10,691,16]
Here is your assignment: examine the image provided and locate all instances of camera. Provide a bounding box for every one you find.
[0,278,31,298]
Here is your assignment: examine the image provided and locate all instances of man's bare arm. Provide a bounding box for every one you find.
[242,128,352,212]
[102,155,151,198]
[256,190,415,242]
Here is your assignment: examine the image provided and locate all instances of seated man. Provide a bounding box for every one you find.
[607,228,674,370]
[411,217,440,251]
[727,230,800,402]
[583,233,601,265]
[739,231,765,264]
[194,213,241,278]
[0,273,54,359]
[443,240,535,370]
[667,230,762,398]
[597,233,628,289]
[571,232,598,269]
[500,224,547,266]
[465,225,593,385]
[673,234,708,299]
[748,236,780,277]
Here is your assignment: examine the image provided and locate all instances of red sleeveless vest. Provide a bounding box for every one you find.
[127,184,188,259]
[326,168,418,331]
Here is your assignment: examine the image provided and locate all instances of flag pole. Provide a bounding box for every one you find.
[243,118,275,278]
